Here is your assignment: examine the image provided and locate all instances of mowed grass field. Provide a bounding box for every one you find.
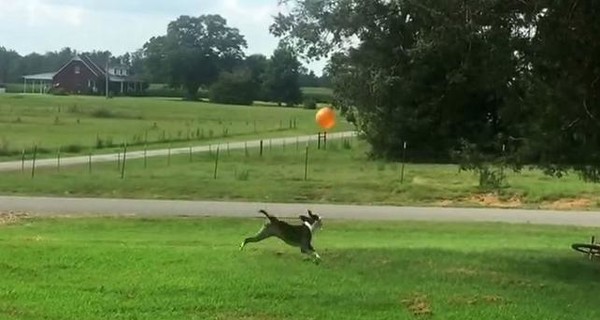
[3,138,600,209]
[0,216,599,319]
[301,87,334,96]
[0,94,351,160]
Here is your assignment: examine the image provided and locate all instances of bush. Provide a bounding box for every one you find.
[478,167,507,190]
[144,86,186,98]
[62,144,84,153]
[303,98,317,109]
[144,85,208,99]
[91,108,116,118]
[49,87,69,96]
[209,70,255,106]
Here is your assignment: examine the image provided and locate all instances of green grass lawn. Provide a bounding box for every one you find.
[0,94,352,160]
[2,139,600,209]
[0,216,599,319]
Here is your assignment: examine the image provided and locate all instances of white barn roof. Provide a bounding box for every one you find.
[23,72,55,81]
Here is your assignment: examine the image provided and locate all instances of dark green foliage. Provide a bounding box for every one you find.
[272,0,600,182]
[209,69,255,106]
[263,44,303,106]
[302,98,317,109]
[299,68,329,87]
[143,15,247,100]
[274,0,526,161]
[244,54,269,101]
[517,1,600,181]
[0,47,21,84]
[62,144,84,153]
[144,86,187,98]
[49,87,68,96]
[0,47,142,84]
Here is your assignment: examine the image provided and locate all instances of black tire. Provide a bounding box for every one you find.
[571,243,600,257]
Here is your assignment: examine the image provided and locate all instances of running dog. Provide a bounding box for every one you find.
[240,209,322,262]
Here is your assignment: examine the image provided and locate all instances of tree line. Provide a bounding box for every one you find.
[0,14,330,106]
[0,47,143,84]
[271,0,600,183]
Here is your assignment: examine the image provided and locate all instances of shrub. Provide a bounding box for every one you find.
[144,85,208,99]
[144,87,186,98]
[209,70,255,106]
[91,108,116,118]
[303,98,317,109]
[49,87,69,96]
[63,144,84,153]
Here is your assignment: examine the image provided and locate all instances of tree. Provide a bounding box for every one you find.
[272,0,531,169]
[298,67,320,87]
[143,15,247,100]
[143,36,169,83]
[515,1,600,181]
[130,49,146,77]
[263,44,302,106]
[0,47,21,83]
[209,69,255,105]
[245,54,269,101]
[19,52,46,76]
[82,50,114,69]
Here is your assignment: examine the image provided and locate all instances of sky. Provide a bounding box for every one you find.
[0,0,327,74]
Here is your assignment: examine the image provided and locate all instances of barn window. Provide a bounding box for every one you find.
[74,66,80,74]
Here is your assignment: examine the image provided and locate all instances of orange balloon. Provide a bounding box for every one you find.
[315,107,336,130]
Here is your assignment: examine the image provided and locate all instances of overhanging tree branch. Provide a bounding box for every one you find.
[582,98,600,126]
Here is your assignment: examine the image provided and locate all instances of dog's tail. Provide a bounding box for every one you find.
[259,209,277,222]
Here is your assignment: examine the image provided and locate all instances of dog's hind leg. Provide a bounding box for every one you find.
[240,226,273,250]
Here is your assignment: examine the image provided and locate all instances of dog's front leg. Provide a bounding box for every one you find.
[301,247,321,264]
[311,251,321,264]
[313,251,321,261]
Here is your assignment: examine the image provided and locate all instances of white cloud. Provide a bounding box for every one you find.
[0,0,85,27]
[26,0,86,27]
[218,0,279,52]
[216,0,326,73]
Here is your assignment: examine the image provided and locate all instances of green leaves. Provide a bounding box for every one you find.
[522,1,600,181]
[143,15,247,100]
[273,0,600,183]
[209,69,255,106]
[263,44,303,106]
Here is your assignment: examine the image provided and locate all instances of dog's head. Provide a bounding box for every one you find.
[299,209,322,232]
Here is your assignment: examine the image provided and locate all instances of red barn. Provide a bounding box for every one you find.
[22,55,145,95]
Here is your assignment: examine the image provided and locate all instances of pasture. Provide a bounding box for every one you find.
[301,86,334,96]
[2,138,600,209]
[0,216,598,319]
[0,94,351,160]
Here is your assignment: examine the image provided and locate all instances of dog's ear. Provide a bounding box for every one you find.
[307,210,320,220]
[299,215,311,222]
